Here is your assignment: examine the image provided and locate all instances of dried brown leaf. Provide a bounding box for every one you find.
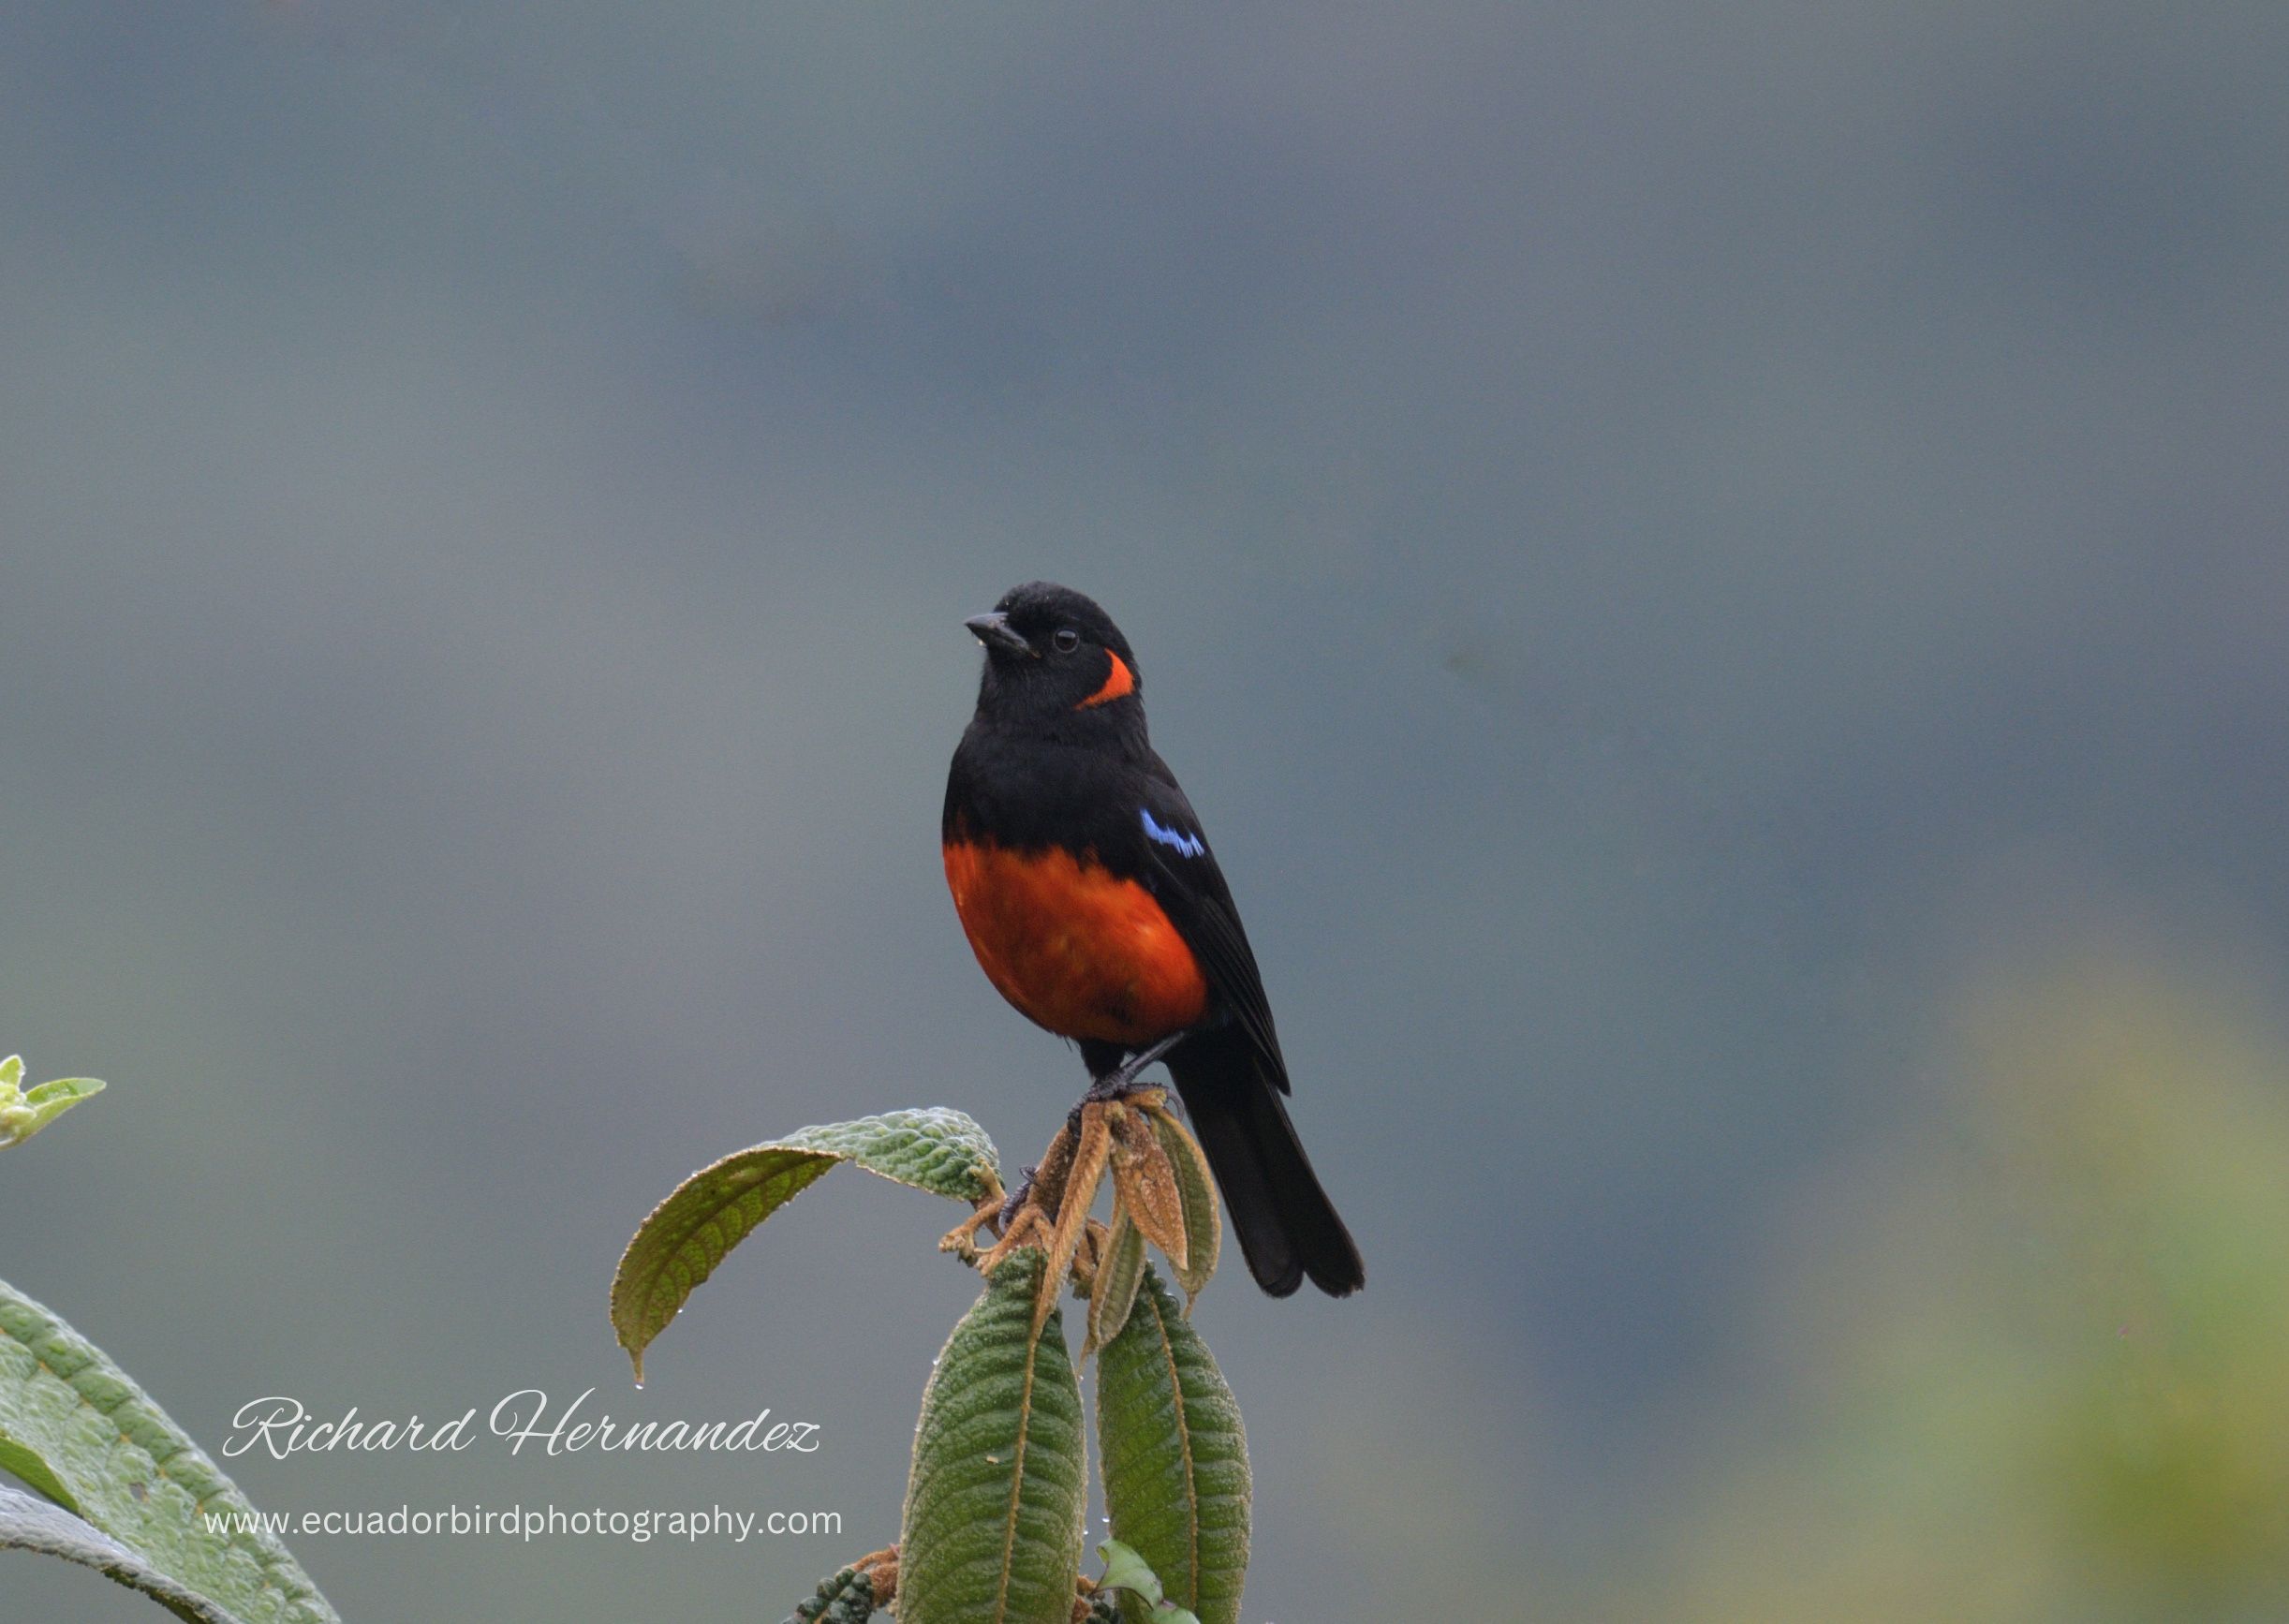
[1144,1104,1221,1307]
[1032,1106,1115,1335]
[1109,1107,1189,1274]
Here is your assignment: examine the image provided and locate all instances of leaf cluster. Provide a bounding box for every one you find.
[615,1101,1253,1624]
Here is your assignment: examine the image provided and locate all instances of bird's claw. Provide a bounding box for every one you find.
[1082,1031,1184,1105]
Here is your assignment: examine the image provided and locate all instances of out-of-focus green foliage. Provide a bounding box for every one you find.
[0,1277,342,1623]
[0,1056,105,1151]
[1644,957,2289,1623]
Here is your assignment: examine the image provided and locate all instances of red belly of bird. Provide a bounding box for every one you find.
[942,839,1208,1046]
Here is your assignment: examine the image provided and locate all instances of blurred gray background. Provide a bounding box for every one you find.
[6,3,2289,1620]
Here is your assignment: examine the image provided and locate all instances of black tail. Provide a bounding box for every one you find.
[1167,1031,1364,1298]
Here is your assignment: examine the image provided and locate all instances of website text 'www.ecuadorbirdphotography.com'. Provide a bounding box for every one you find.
[203,1504,842,1545]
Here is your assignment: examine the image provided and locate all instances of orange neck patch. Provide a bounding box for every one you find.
[1078,650,1136,709]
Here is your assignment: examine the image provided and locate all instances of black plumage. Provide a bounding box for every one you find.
[943,582,1363,1298]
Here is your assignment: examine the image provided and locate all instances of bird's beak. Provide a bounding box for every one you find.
[965,612,1035,657]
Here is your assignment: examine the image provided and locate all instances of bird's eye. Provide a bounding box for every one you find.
[1052,627,1081,654]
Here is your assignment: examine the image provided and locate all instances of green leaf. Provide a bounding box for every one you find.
[1096,1268,1248,1624]
[1096,1537,1162,1601]
[0,1277,340,1624]
[1085,1209,1148,1356]
[0,1482,249,1624]
[0,1056,106,1150]
[777,1110,1003,1199]
[612,1108,1001,1381]
[900,1250,1087,1624]
[1095,1539,1203,1624]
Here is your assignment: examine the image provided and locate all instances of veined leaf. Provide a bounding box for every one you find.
[900,1251,1086,1624]
[1096,1268,1248,1624]
[0,1278,339,1624]
[775,1110,1003,1200]
[613,1108,1002,1380]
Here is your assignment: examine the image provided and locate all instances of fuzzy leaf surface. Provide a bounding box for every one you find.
[900,1251,1086,1624]
[1096,1268,1248,1624]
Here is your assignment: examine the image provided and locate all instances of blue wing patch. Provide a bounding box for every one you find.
[1140,807,1206,859]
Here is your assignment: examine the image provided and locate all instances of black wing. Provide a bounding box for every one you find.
[1125,759,1291,1094]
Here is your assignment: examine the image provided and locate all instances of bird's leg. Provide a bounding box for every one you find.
[1081,1031,1183,1105]
[981,1041,1182,1286]
[997,1164,1040,1233]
